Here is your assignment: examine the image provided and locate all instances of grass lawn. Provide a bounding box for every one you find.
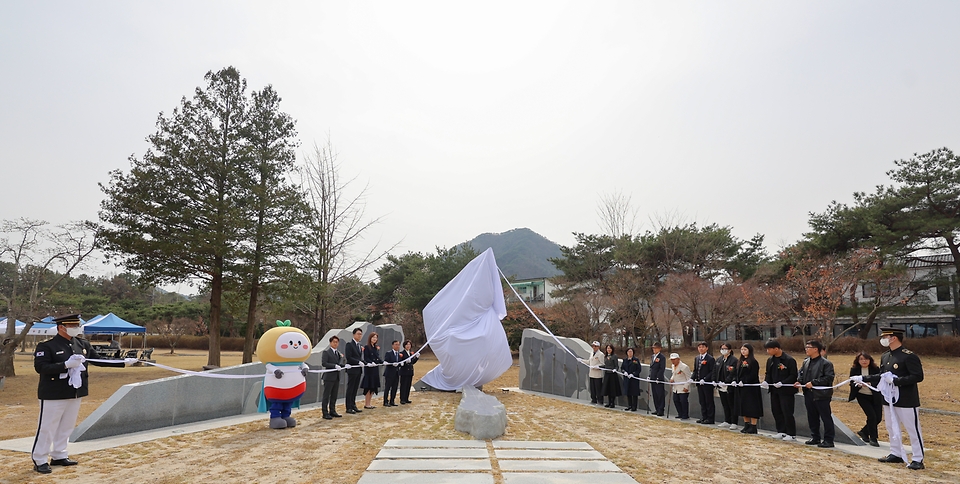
[1,347,958,483]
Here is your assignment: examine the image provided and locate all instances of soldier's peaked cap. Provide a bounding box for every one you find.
[879,327,905,339]
[52,314,82,325]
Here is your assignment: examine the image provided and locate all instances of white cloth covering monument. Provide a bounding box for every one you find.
[419,248,511,439]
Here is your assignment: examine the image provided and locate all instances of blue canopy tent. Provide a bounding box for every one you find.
[82,313,146,352]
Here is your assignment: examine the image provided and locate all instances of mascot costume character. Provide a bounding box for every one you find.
[257,320,311,429]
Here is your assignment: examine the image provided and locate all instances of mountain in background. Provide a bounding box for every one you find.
[464,228,563,279]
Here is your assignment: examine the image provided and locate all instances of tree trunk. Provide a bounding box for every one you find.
[208,258,223,367]
[242,280,260,364]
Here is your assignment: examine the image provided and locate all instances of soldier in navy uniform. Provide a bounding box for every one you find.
[649,342,666,416]
[858,327,926,470]
[32,314,133,474]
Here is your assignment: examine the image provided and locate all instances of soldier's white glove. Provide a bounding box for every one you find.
[123,358,138,367]
[367,362,377,367]
[718,382,727,390]
[64,354,85,369]
[774,382,783,388]
[399,360,406,366]
[760,381,769,390]
[344,364,352,369]
[850,375,864,384]
[335,365,343,370]
[882,373,896,385]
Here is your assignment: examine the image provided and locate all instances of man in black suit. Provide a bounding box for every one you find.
[764,339,798,441]
[320,335,344,419]
[692,341,716,424]
[649,342,666,416]
[382,340,401,407]
[398,340,418,404]
[344,328,364,414]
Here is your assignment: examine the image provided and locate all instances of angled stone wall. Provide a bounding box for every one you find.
[72,321,402,442]
[518,328,860,445]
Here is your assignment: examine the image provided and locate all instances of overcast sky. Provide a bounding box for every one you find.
[3,1,959,289]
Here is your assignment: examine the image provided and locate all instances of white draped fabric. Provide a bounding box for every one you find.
[419,248,512,391]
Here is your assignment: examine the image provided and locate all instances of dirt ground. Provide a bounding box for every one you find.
[1,348,958,484]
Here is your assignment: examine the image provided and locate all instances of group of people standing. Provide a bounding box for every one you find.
[318,328,418,420]
[584,327,926,471]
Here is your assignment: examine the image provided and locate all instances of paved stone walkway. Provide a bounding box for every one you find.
[357,439,639,484]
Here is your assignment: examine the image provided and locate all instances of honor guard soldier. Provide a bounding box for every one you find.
[32,314,135,474]
[856,327,926,470]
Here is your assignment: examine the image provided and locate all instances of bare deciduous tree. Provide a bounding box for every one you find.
[1,219,97,377]
[597,190,639,238]
[296,139,397,343]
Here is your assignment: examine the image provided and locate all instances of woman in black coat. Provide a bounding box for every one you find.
[735,343,762,434]
[848,351,882,446]
[360,332,383,409]
[620,347,642,412]
[715,342,739,429]
[601,344,621,408]
[398,340,418,404]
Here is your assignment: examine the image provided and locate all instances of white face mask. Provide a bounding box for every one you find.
[879,337,890,347]
[720,349,729,356]
[65,327,82,338]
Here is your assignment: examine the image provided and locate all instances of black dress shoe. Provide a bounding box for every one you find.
[702,420,715,425]
[696,419,704,423]
[34,463,52,474]
[804,439,821,445]
[857,429,869,441]
[323,414,333,420]
[817,442,834,448]
[354,408,362,412]
[331,413,342,418]
[50,458,78,466]
[907,461,925,470]
[878,454,905,463]
[400,401,408,404]
[346,409,357,414]
[869,439,879,447]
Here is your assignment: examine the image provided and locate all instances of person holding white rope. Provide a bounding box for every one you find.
[31,314,136,474]
[855,327,926,470]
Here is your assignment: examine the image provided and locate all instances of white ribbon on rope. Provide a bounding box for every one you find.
[83,340,431,379]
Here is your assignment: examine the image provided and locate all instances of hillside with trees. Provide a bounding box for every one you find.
[466,228,562,279]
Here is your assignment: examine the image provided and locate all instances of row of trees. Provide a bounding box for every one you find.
[526,148,960,350]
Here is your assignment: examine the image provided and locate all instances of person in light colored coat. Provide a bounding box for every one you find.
[588,341,604,404]
[669,353,691,420]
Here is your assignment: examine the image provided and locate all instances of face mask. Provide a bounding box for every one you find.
[720,349,729,356]
[65,327,82,338]
[879,337,890,347]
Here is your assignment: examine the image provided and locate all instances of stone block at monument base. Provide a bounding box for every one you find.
[454,385,507,440]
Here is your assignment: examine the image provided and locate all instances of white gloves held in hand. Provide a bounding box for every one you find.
[64,354,85,369]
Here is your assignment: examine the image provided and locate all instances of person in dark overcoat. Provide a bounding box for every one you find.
[360,332,383,409]
[601,344,621,408]
[735,343,762,434]
[848,351,882,447]
[620,347,642,411]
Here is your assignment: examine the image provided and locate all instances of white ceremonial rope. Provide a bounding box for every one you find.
[498,269,879,393]
[84,339,431,379]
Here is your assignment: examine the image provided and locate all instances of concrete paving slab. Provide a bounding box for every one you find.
[367,459,492,471]
[493,441,593,450]
[498,460,621,472]
[376,448,490,459]
[503,473,639,484]
[495,449,605,460]
[384,439,487,448]
[358,473,494,484]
